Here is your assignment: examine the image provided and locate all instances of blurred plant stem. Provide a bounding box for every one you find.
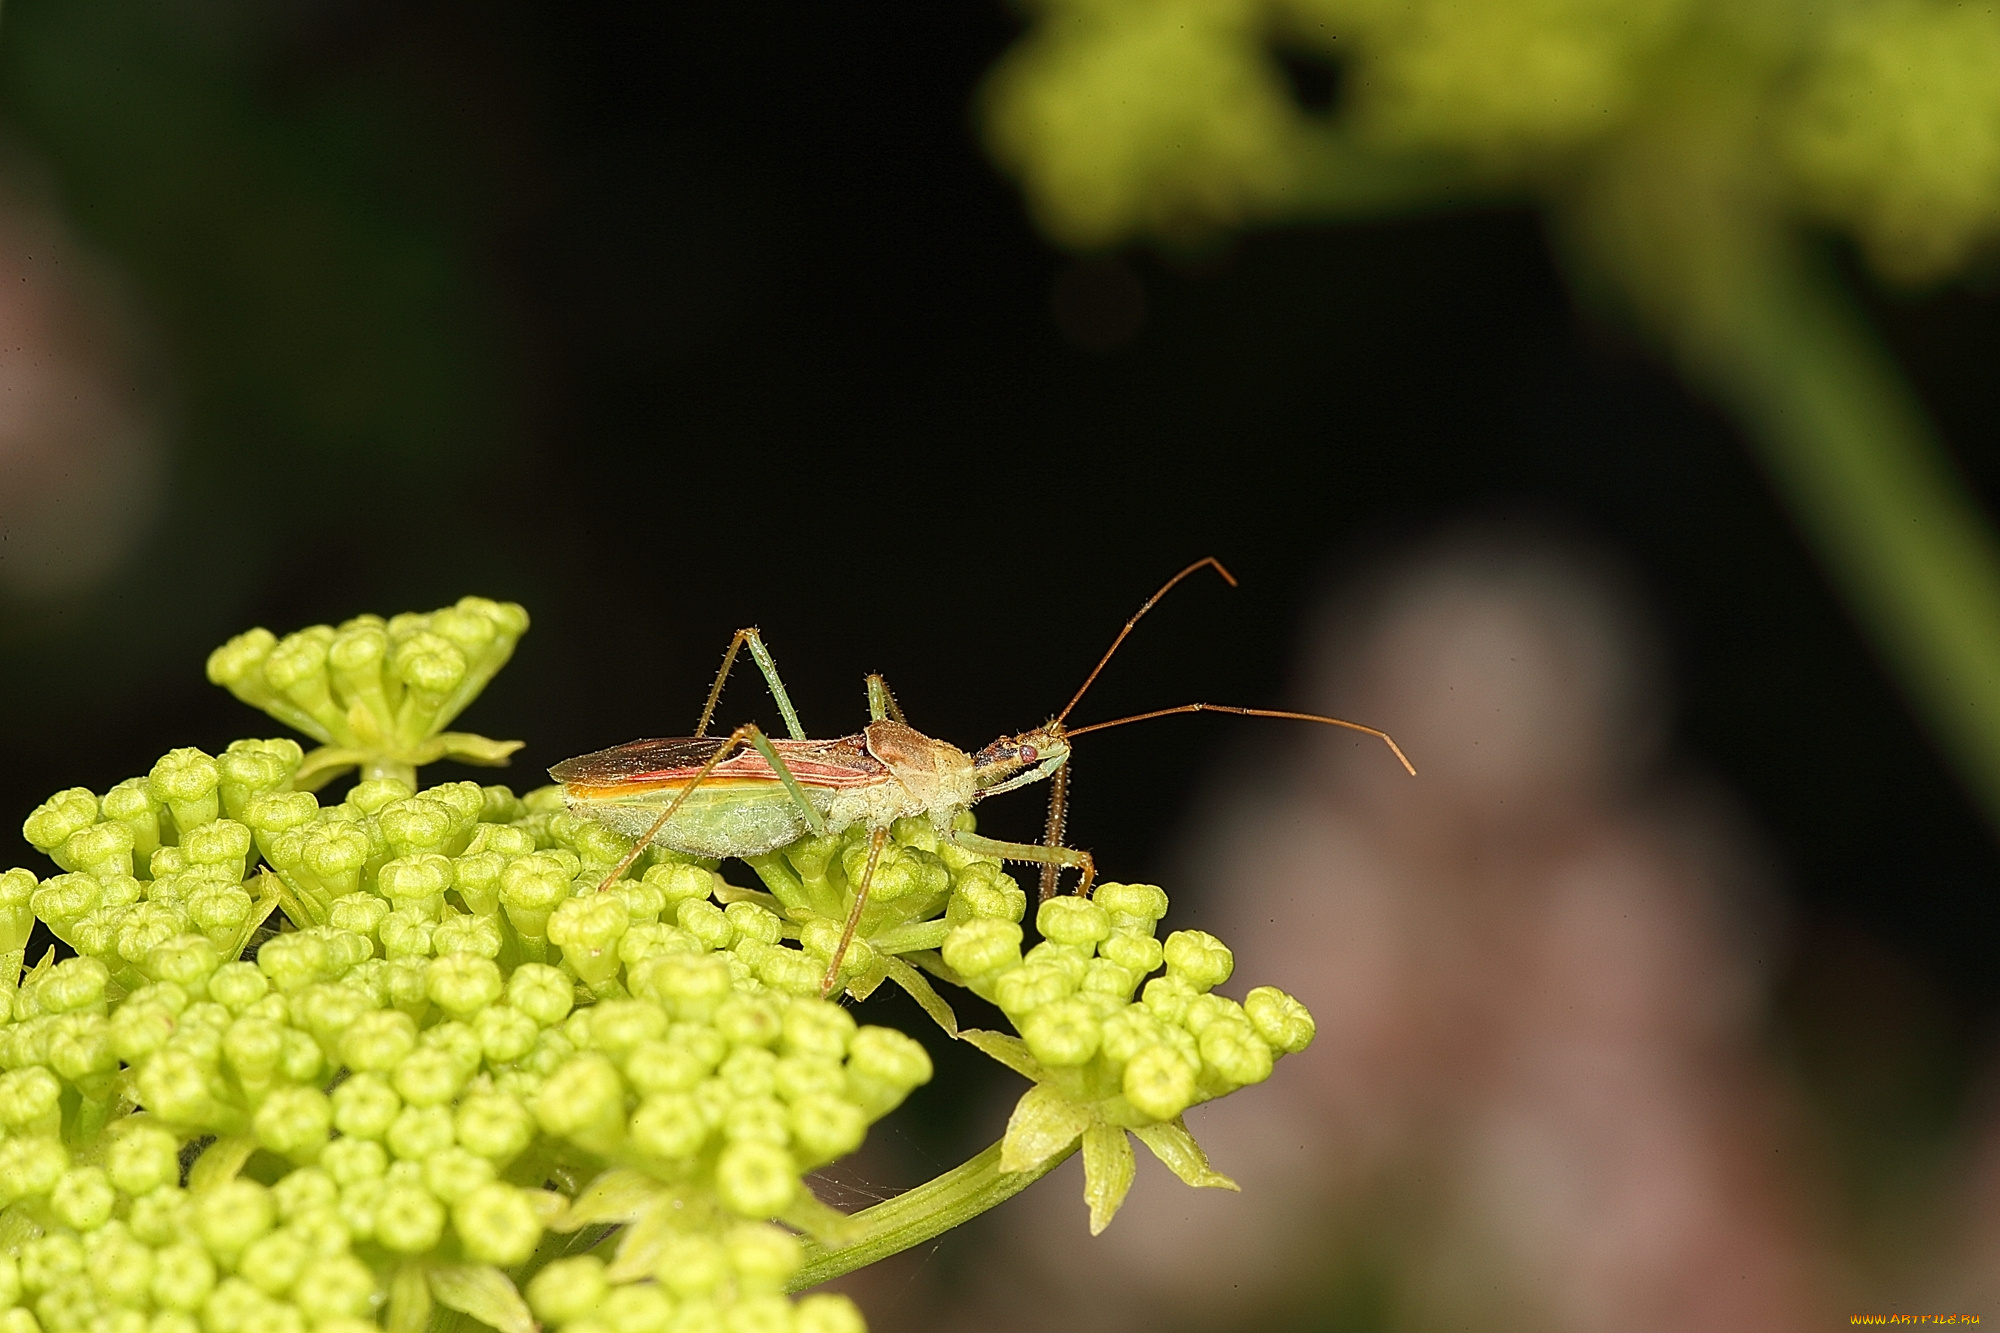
[1549,92,2000,833]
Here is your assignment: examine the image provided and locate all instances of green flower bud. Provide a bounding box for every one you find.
[533,1054,626,1143]
[332,1073,402,1140]
[49,1166,115,1231]
[257,933,333,994]
[388,1104,455,1160]
[505,962,575,1026]
[0,1066,63,1131]
[393,629,468,697]
[1181,992,1246,1034]
[794,1294,866,1333]
[129,1185,193,1247]
[1098,930,1165,974]
[1021,998,1101,1067]
[1081,958,1141,1000]
[1122,1044,1199,1121]
[549,894,631,989]
[725,1223,803,1293]
[271,1167,338,1220]
[455,1092,534,1162]
[992,963,1073,1016]
[527,1257,608,1324]
[414,1145,492,1204]
[39,956,110,1014]
[1094,881,1168,923]
[499,854,571,939]
[723,1095,789,1146]
[30,872,100,936]
[1163,930,1232,991]
[639,954,733,1022]
[183,819,253,880]
[724,900,783,945]
[374,1182,446,1253]
[302,823,371,898]
[377,799,455,859]
[149,1241,215,1311]
[431,911,503,959]
[378,911,434,960]
[626,1091,707,1159]
[677,899,735,951]
[320,1136,388,1186]
[106,1124,182,1195]
[18,1231,82,1292]
[643,860,715,906]
[942,919,1024,979]
[61,820,134,880]
[48,1013,115,1085]
[714,1141,798,1218]
[1243,985,1315,1054]
[238,1229,308,1297]
[291,1254,376,1320]
[463,1004,532,1065]
[780,1002,855,1062]
[348,778,415,814]
[379,853,454,917]
[341,1009,418,1072]
[1197,1021,1273,1088]
[224,1015,285,1083]
[195,1179,274,1263]
[253,1087,333,1160]
[86,1228,153,1307]
[844,1026,932,1119]
[1037,896,1111,948]
[721,1046,779,1100]
[715,995,783,1050]
[0,866,35,953]
[416,954,501,1020]
[453,1180,543,1264]
[24,787,100,859]
[1141,974,1197,1025]
[789,1094,866,1167]
[600,1282,673,1333]
[393,1047,468,1106]
[150,749,222,831]
[583,1000,663,1059]
[327,893,389,941]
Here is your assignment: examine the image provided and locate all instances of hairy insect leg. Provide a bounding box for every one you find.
[695,628,808,741]
[944,827,1096,900]
[591,721,827,890]
[864,674,907,725]
[1038,762,1071,899]
[823,825,889,997]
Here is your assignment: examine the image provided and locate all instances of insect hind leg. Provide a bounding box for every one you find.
[943,827,1095,900]
[696,628,808,741]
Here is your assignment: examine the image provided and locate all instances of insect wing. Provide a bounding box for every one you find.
[549,735,883,789]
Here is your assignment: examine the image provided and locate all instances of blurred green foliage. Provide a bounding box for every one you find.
[984,0,2000,838]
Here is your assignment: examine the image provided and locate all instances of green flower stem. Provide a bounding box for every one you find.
[1557,106,2000,835]
[787,1136,1079,1292]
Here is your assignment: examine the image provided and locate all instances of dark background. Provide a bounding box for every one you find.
[1,0,1996,1191]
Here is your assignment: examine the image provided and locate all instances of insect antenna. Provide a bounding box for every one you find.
[1066,703,1417,775]
[1053,556,1238,728]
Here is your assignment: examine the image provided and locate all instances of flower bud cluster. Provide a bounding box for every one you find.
[942,883,1315,1126]
[206,599,530,790]
[738,816,1027,991]
[5,767,930,1333]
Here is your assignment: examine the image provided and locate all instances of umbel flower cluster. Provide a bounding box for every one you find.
[0,599,1317,1333]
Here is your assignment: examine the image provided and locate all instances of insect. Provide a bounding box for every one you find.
[552,559,1413,995]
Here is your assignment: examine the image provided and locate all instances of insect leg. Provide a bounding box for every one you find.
[864,674,907,724]
[823,825,889,997]
[740,727,828,838]
[592,723,761,890]
[943,828,1096,900]
[1038,762,1071,899]
[695,629,808,741]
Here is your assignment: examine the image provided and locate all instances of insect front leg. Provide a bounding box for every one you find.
[942,827,1095,900]
[864,674,906,724]
[696,628,808,741]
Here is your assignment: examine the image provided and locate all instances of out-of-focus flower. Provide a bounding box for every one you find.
[0,174,162,599]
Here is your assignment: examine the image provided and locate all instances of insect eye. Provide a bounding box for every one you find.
[1020,746,1038,764]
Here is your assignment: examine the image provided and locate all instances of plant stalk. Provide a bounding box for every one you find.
[788,1137,1078,1291]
